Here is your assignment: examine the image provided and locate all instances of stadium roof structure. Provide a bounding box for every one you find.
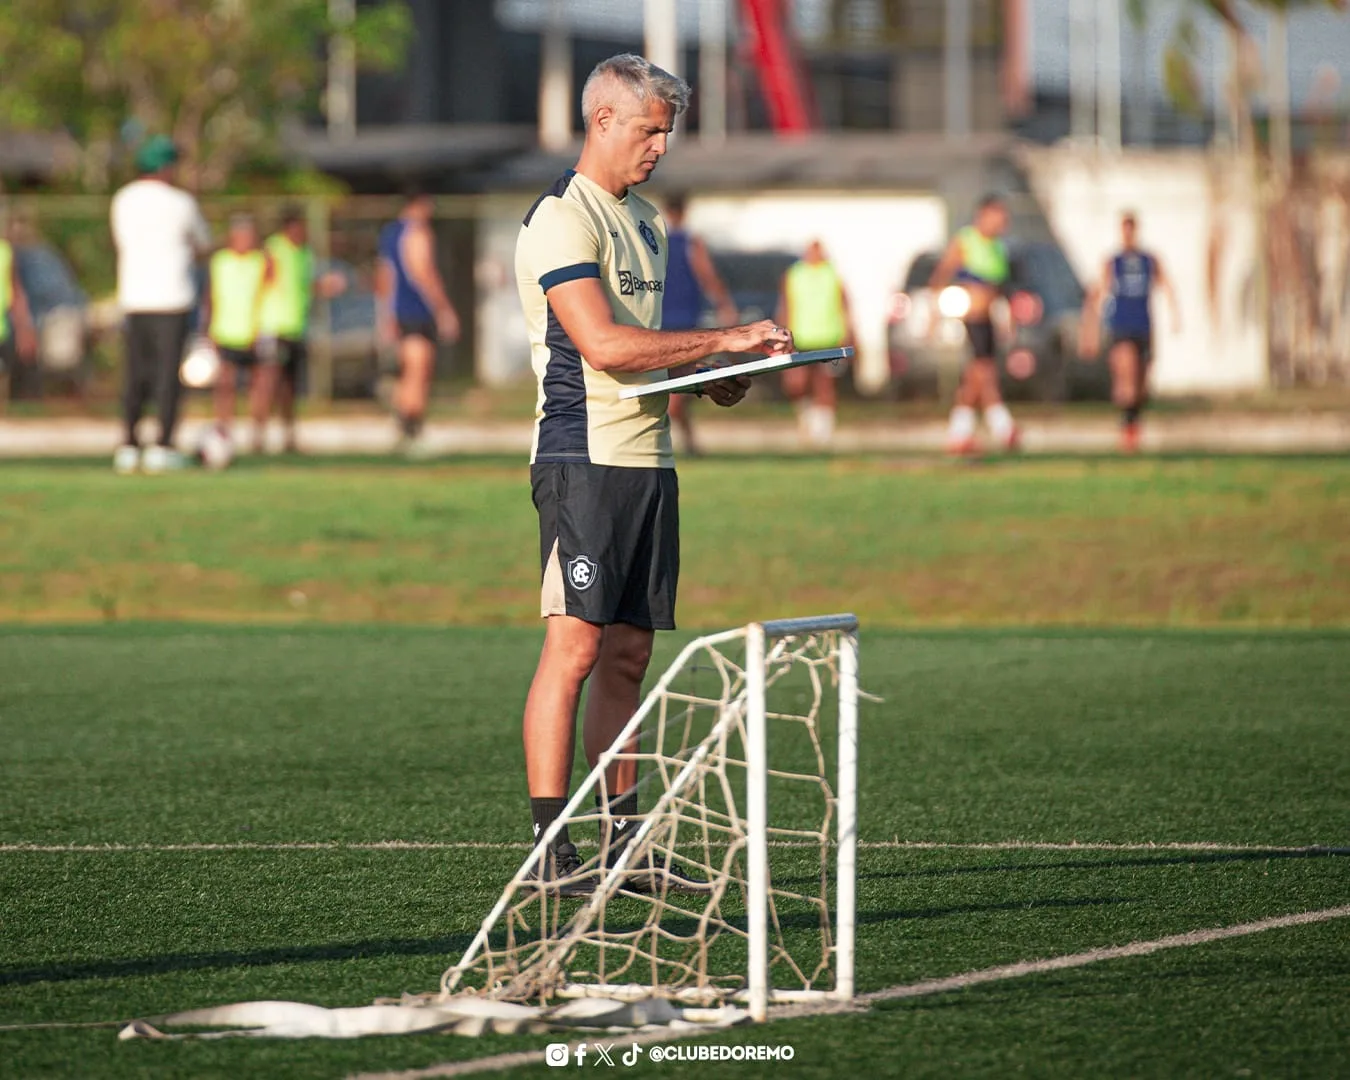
[287,124,537,188]
[479,131,1020,195]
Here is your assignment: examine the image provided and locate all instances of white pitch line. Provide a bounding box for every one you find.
[348,904,1350,1080]
[1,840,1345,855]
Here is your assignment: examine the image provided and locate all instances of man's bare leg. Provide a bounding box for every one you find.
[277,365,298,452]
[524,615,603,798]
[249,363,277,454]
[521,615,602,888]
[1110,341,1142,451]
[395,335,435,442]
[213,360,238,437]
[975,358,1018,450]
[582,623,654,800]
[947,363,981,453]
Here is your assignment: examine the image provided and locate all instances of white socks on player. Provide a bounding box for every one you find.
[806,405,835,447]
[796,403,835,448]
[948,405,977,443]
[985,403,1015,445]
[948,404,1016,449]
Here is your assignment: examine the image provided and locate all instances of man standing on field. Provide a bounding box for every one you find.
[516,53,791,893]
[110,135,211,474]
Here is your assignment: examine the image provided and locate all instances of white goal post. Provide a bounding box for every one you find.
[438,614,860,1024]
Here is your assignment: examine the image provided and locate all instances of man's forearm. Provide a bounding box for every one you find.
[588,324,740,374]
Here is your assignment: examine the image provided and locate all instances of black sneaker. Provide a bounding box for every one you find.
[528,841,596,898]
[609,850,712,896]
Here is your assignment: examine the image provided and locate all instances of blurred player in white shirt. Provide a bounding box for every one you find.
[110,136,211,473]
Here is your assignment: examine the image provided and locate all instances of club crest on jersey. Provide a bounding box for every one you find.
[639,220,659,255]
[567,555,598,591]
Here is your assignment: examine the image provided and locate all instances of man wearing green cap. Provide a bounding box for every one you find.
[110,135,211,473]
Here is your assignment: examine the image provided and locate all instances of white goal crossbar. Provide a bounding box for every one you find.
[440,614,859,1023]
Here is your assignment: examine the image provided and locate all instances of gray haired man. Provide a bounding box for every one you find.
[514,54,793,891]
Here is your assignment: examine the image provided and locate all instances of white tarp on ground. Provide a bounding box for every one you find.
[117,996,746,1041]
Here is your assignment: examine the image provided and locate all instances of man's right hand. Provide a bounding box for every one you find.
[722,320,792,355]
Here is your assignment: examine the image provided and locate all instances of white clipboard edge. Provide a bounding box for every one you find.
[617,347,854,400]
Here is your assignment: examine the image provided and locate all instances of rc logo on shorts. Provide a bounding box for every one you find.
[639,219,659,255]
[567,555,599,591]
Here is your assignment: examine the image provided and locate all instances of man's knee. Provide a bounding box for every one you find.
[599,627,654,685]
[542,618,604,683]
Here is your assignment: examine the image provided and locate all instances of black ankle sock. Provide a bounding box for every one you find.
[530,797,571,849]
[597,790,641,850]
[1122,405,1142,426]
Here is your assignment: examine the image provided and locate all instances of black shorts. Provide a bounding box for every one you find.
[398,319,438,343]
[216,345,257,368]
[964,320,996,360]
[0,336,13,374]
[531,462,680,631]
[1109,332,1152,365]
[259,337,307,380]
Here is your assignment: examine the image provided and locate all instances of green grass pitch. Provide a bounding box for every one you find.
[2,626,1347,1078]
[0,456,1348,1077]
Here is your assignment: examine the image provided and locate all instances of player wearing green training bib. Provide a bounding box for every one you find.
[777,240,855,448]
[929,193,1019,455]
[257,207,345,454]
[202,213,274,453]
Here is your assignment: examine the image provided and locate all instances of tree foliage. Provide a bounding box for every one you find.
[0,0,409,191]
[1135,0,1348,115]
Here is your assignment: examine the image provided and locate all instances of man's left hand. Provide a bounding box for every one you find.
[705,374,750,408]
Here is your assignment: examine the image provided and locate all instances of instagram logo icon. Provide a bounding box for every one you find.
[544,1043,571,1068]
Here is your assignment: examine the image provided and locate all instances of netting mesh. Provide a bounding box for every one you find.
[436,627,849,1007]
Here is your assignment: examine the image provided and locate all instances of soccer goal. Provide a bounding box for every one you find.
[439,614,859,1023]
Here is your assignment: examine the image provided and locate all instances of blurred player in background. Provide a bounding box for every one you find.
[777,239,854,447]
[1081,212,1181,452]
[110,135,211,473]
[929,194,1018,455]
[660,194,738,456]
[0,219,38,388]
[517,53,786,892]
[376,188,460,454]
[257,207,346,454]
[202,213,272,453]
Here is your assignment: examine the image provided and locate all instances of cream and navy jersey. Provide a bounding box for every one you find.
[516,169,673,469]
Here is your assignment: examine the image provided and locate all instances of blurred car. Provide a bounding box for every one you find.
[705,249,798,325]
[692,249,799,398]
[14,243,89,375]
[317,258,381,398]
[887,242,1110,402]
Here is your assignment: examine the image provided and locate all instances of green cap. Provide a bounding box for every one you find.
[135,135,178,174]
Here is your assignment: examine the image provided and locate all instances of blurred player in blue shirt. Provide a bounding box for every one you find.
[660,195,737,456]
[1082,212,1180,452]
[376,187,460,452]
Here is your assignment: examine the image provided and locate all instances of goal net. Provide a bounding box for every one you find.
[438,614,859,1023]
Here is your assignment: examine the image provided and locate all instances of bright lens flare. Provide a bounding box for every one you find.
[180,340,220,389]
[937,285,972,319]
